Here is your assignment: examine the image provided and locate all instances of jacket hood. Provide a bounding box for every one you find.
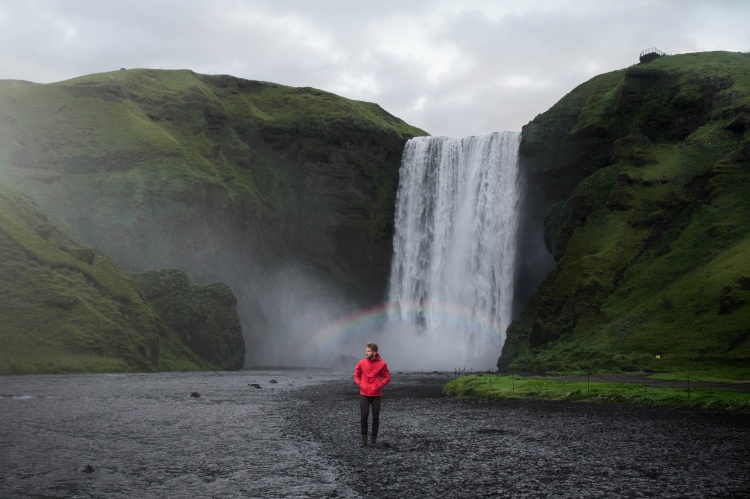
[369,353,382,362]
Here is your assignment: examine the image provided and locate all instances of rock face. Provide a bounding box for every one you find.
[0,70,427,366]
[503,51,750,372]
[135,269,244,370]
[0,181,242,374]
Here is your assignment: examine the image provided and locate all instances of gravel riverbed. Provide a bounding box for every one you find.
[1,369,748,498]
[286,371,750,498]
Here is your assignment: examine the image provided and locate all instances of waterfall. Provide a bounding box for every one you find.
[387,131,521,370]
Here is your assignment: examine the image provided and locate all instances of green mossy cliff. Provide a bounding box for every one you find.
[503,52,750,375]
[0,182,243,374]
[0,69,426,368]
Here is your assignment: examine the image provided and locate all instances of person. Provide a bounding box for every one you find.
[353,342,391,448]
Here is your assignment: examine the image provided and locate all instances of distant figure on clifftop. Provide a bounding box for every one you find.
[353,342,391,448]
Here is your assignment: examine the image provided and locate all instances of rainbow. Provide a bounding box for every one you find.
[300,301,506,358]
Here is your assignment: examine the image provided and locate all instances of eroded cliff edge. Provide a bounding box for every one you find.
[0,70,427,367]
[503,51,750,373]
[0,182,243,373]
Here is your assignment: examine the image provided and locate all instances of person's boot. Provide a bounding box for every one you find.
[359,435,367,448]
[370,436,377,448]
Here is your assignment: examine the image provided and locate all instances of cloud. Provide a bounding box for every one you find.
[0,0,748,136]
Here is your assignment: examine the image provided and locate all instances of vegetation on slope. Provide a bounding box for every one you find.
[0,181,243,374]
[0,69,427,365]
[503,52,750,377]
[0,69,424,278]
[134,268,244,370]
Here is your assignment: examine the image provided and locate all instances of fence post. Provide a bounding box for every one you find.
[511,373,515,394]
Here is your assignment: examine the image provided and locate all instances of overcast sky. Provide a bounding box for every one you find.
[1,0,748,137]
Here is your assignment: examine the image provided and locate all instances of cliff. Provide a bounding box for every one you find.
[0,182,243,373]
[0,69,427,367]
[503,51,750,375]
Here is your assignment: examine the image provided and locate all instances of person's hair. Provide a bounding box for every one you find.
[366,342,378,352]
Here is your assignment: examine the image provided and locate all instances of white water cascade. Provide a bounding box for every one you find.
[386,132,521,370]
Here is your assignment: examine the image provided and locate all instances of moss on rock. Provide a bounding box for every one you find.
[0,181,243,374]
[506,52,750,376]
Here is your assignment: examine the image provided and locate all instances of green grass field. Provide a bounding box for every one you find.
[444,373,750,413]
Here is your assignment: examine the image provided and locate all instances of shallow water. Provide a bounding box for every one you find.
[0,369,352,498]
[2,370,749,498]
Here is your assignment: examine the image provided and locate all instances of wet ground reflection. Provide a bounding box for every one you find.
[1,369,350,498]
[1,370,748,498]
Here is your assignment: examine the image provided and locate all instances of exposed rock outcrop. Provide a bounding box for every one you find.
[504,51,750,372]
[0,182,241,374]
[0,69,427,367]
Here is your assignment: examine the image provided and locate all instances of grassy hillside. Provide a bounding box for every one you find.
[0,69,427,365]
[503,52,750,378]
[0,181,243,374]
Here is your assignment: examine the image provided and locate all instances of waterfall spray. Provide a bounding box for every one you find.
[386,132,521,370]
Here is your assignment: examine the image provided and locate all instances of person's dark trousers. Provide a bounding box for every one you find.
[360,395,382,436]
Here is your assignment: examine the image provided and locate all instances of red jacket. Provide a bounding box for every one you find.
[353,353,391,396]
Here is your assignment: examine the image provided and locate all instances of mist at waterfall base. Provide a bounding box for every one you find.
[261,132,522,372]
